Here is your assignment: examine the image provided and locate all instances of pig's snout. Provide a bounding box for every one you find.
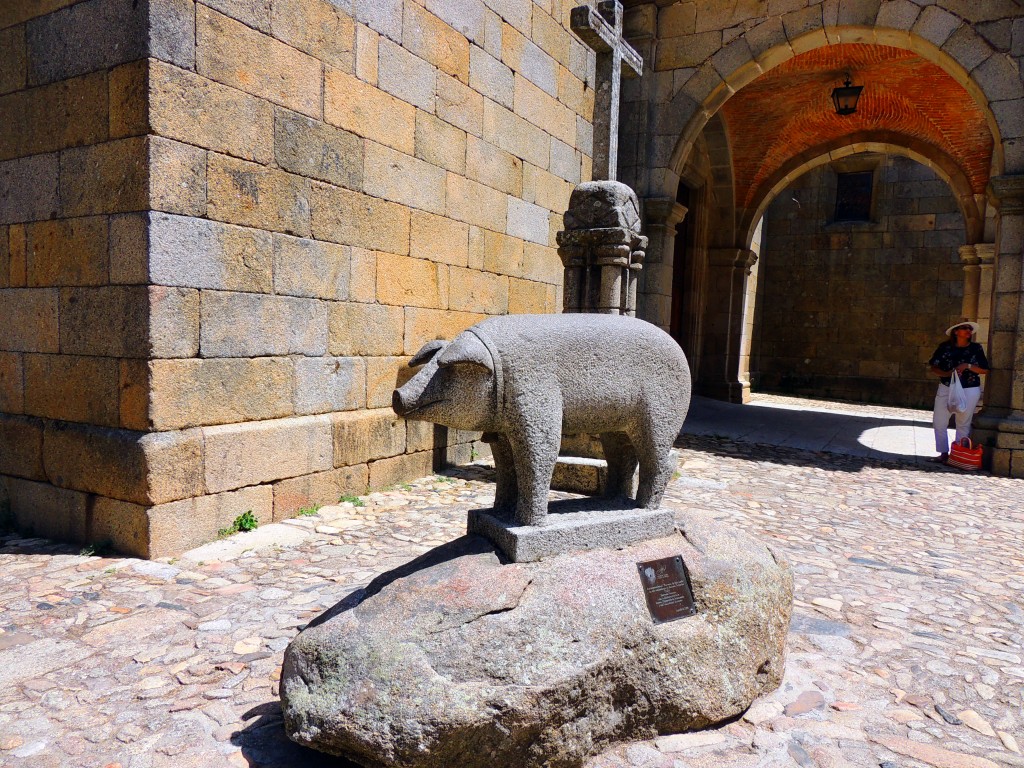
[392,388,408,416]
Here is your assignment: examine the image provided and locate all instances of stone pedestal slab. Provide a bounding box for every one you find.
[551,454,605,494]
[281,514,793,768]
[467,500,675,562]
[552,447,679,497]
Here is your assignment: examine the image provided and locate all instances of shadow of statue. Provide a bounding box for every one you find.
[231,700,362,767]
[305,534,498,629]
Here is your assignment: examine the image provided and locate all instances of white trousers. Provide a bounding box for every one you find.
[932,384,982,453]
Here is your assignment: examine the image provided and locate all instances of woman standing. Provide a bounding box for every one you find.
[928,320,989,463]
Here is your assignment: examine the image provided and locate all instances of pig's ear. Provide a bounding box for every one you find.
[436,333,493,372]
[410,339,447,367]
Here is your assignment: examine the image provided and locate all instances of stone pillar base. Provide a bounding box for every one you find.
[699,379,750,404]
[972,414,1024,477]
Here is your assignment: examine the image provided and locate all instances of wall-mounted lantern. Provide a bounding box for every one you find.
[831,73,863,116]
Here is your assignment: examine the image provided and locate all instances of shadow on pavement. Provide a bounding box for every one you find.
[679,395,972,473]
[440,412,957,477]
[0,536,91,557]
[675,433,964,475]
[233,700,360,767]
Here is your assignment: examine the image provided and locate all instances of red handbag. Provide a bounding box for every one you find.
[948,437,983,470]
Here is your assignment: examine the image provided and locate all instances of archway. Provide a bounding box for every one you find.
[741,136,984,249]
[624,7,1024,474]
[746,150,969,409]
[637,30,1004,403]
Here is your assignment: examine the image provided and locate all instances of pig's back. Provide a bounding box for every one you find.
[473,314,690,425]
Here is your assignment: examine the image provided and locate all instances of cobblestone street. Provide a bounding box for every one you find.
[1,400,1022,768]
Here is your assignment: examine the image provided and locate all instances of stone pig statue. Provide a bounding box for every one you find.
[392,314,691,527]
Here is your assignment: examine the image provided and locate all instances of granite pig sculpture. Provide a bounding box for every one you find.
[392,314,691,526]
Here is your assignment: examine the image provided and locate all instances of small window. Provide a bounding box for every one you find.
[834,171,873,222]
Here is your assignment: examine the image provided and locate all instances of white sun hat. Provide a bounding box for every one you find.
[944,319,979,336]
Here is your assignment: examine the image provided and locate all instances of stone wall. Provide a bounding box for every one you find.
[752,153,965,408]
[0,0,157,550]
[0,0,596,556]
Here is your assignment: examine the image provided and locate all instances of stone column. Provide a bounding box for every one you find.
[553,180,649,491]
[957,242,995,347]
[976,243,995,344]
[959,244,981,321]
[637,197,687,330]
[698,248,757,403]
[973,175,1024,477]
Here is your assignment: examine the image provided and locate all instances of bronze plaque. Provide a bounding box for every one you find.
[637,555,696,624]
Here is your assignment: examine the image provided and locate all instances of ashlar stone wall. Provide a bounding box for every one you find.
[753,153,966,408]
[0,0,169,552]
[0,0,596,557]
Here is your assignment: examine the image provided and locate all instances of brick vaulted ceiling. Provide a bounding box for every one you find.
[719,44,995,213]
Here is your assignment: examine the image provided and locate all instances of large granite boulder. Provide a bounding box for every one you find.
[281,512,792,768]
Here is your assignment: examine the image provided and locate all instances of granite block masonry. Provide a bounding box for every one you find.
[1,0,590,555]
[392,314,691,533]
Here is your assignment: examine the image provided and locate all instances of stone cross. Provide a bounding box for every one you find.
[570,1,643,182]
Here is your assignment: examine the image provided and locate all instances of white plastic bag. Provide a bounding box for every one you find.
[948,369,968,414]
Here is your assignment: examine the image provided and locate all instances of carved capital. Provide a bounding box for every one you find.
[708,248,757,274]
[975,243,996,265]
[958,244,980,268]
[557,227,633,247]
[643,197,688,229]
[743,250,758,273]
[988,175,1024,214]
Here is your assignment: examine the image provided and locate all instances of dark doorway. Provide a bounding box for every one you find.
[669,184,707,382]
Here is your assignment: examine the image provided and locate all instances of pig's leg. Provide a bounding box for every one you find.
[599,431,638,501]
[630,415,674,509]
[506,413,561,526]
[483,432,517,517]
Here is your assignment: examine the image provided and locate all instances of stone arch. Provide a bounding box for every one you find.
[661,23,1014,198]
[635,6,1024,474]
[702,113,739,249]
[740,133,982,248]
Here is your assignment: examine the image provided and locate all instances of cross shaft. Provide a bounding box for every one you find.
[570,1,643,182]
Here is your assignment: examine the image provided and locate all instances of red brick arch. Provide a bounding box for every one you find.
[719,43,994,236]
[660,27,1011,211]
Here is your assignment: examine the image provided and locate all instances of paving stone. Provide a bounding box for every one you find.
[655,731,728,752]
[783,691,826,717]
[936,703,963,725]
[1000,732,1021,753]
[872,735,1003,768]
[1,395,1022,767]
[959,709,997,737]
[811,597,843,611]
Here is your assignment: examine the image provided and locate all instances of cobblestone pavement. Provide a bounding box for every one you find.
[2,418,1023,767]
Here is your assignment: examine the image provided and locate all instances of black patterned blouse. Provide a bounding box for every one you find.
[928,341,988,388]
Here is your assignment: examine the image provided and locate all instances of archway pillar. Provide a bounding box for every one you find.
[637,197,687,330]
[959,243,996,344]
[958,245,981,321]
[976,243,995,343]
[697,248,757,403]
[973,175,1024,477]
